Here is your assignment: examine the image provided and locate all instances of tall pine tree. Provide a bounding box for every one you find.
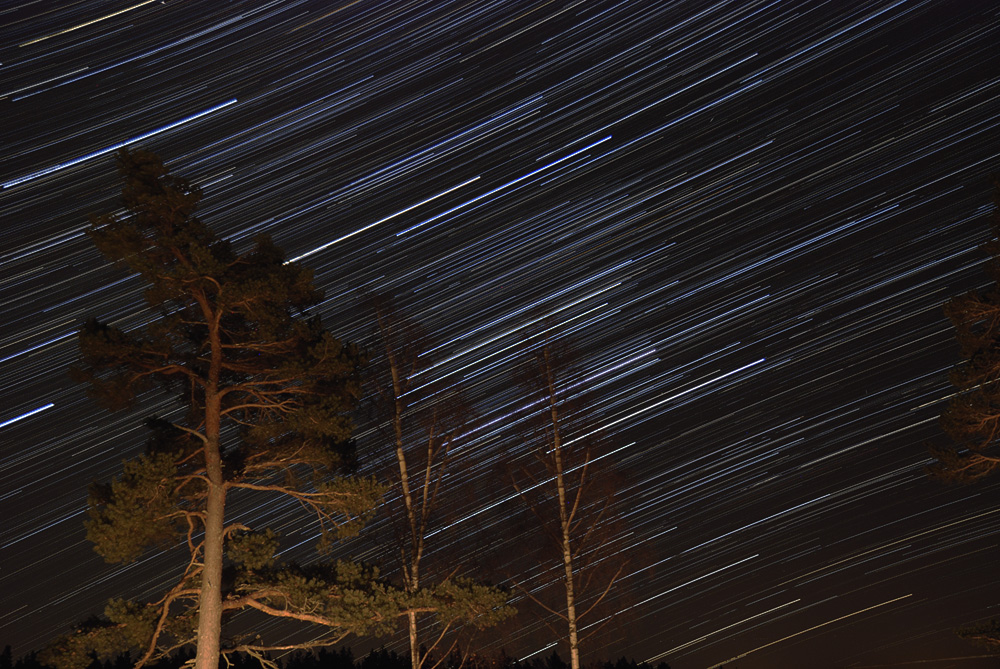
[47,150,506,669]
[932,180,1000,650]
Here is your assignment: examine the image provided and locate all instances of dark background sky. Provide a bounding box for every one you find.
[2,1,1000,667]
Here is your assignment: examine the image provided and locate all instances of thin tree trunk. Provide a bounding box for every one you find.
[408,610,420,669]
[554,440,580,669]
[546,348,580,669]
[559,510,580,669]
[374,306,458,669]
[408,557,422,669]
[388,349,422,669]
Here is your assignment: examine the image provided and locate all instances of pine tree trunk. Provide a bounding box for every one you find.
[194,454,225,669]
[196,343,225,669]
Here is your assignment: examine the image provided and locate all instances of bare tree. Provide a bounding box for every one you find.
[508,337,628,669]
[367,295,510,669]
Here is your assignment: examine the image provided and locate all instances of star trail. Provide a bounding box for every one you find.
[2,1,1000,667]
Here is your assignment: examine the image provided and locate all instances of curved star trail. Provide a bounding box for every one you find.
[2,1,1000,667]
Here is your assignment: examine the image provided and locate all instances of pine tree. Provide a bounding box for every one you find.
[932,180,1000,480]
[46,150,505,669]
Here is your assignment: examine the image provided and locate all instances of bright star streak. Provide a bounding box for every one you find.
[0,403,55,429]
[286,176,482,263]
[18,0,161,47]
[648,599,802,660]
[1,99,238,189]
[395,135,613,236]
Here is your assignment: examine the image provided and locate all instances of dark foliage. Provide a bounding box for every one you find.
[932,178,1000,481]
[47,150,505,669]
[956,619,1000,648]
[5,647,668,669]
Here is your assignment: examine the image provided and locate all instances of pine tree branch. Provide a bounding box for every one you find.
[226,482,361,499]
[135,586,201,669]
[168,423,209,443]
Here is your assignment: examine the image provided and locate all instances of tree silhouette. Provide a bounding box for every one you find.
[365,294,512,669]
[46,150,505,669]
[932,180,1000,651]
[507,336,629,669]
[932,179,1000,481]
[957,619,1000,648]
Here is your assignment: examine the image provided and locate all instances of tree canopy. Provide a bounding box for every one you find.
[46,149,508,669]
[932,179,1000,481]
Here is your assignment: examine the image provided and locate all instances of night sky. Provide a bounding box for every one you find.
[3,1,1000,667]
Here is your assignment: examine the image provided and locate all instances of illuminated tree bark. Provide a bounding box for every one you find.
[933,180,1000,481]
[47,150,507,669]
